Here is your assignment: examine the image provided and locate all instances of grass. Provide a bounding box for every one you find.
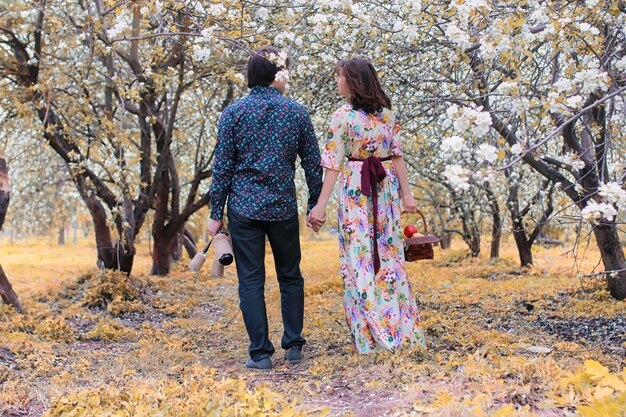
[0,232,624,416]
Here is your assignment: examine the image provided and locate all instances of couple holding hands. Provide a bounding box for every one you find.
[207,47,425,370]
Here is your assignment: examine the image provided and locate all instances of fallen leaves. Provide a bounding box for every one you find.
[0,237,624,416]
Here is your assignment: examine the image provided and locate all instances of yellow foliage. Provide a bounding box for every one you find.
[83,271,139,307]
[578,393,626,417]
[84,318,137,342]
[584,360,610,381]
[34,317,75,342]
[1,237,624,416]
[493,404,515,417]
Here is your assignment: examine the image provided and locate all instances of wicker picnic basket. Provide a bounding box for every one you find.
[403,210,440,261]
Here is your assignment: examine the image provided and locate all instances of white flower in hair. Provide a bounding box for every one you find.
[275,69,289,83]
[267,51,288,69]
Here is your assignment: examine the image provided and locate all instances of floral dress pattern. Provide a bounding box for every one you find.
[321,104,426,353]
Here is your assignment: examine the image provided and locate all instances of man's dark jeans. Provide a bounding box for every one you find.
[227,210,306,361]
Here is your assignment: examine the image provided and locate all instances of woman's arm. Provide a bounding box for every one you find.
[391,156,418,212]
[307,168,340,230]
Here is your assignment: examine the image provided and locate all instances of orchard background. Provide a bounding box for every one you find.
[0,1,625,416]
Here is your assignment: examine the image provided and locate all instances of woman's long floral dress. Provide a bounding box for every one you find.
[321,104,426,353]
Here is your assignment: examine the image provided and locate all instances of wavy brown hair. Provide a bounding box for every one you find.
[336,59,392,114]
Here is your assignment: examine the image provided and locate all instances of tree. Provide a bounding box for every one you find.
[504,165,555,268]
[0,1,244,274]
[0,152,22,312]
[434,1,626,298]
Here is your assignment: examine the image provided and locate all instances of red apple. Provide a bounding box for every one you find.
[404,224,418,238]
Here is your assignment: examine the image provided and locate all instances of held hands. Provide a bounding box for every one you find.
[207,219,222,237]
[403,193,419,213]
[306,204,326,233]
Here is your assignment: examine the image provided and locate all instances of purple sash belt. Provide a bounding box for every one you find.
[347,155,393,275]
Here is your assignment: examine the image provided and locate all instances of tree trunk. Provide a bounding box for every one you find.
[439,232,452,250]
[58,226,65,245]
[0,155,21,311]
[485,185,502,259]
[151,165,174,276]
[182,227,197,259]
[490,223,501,259]
[593,224,626,300]
[0,265,21,312]
[81,184,135,273]
[462,216,481,257]
[151,229,178,276]
[469,233,481,258]
[0,158,8,229]
[512,221,533,267]
[170,231,183,263]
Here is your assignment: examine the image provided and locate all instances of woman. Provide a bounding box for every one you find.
[308,59,426,354]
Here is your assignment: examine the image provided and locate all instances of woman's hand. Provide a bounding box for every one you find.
[402,193,418,213]
[307,204,326,232]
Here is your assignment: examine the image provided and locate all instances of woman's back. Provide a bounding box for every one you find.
[331,104,401,159]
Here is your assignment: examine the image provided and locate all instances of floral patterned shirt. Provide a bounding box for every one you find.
[209,86,322,221]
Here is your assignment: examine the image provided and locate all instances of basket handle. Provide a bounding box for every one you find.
[402,209,429,235]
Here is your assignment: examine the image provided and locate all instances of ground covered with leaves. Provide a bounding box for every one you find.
[0,234,625,416]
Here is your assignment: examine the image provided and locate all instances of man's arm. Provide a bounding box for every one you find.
[298,111,322,214]
[209,108,236,224]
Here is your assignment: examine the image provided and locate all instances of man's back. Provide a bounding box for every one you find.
[209,86,321,222]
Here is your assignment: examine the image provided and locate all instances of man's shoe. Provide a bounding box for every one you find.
[245,358,272,370]
[285,346,303,363]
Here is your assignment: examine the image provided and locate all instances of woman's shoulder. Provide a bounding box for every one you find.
[332,103,354,119]
[380,107,399,125]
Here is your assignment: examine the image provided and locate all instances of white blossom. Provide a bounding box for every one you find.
[599,182,626,209]
[578,22,600,36]
[574,68,610,94]
[444,164,470,191]
[200,27,213,40]
[445,23,473,50]
[561,153,585,171]
[571,159,585,171]
[554,78,573,92]
[511,97,530,116]
[581,201,617,222]
[510,143,523,155]
[446,104,460,119]
[476,144,498,164]
[453,116,471,132]
[616,56,626,73]
[472,111,493,137]
[257,7,269,20]
[192,45,211,62]
[440,135,465,153]
[207,4,226,16]
[566,95,583,108]
[574,183,584,194]
[107,19,128,38]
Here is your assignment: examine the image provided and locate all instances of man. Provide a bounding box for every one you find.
[207,47,323,370]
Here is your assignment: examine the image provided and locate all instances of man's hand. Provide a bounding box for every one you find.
[207,219,222,237]
[306,204,326,232]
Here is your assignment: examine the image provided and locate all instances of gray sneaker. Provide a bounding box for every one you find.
[245,358,272,370]
[284,346,303,363]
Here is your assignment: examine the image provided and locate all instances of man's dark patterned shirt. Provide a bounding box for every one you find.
[209,86,322,221]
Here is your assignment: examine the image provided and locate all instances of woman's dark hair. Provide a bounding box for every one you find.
[336,59,392,114]
[246,47,290,88]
